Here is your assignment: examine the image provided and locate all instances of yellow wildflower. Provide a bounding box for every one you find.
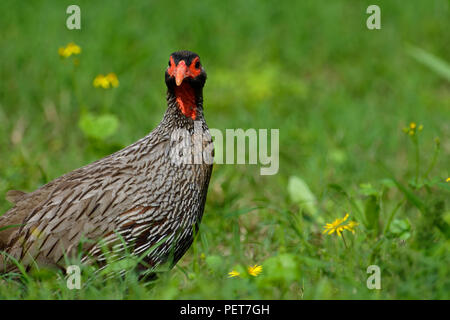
[404,122,423,136]
[58,42,81,58]
[343,220,359,234]
[323,213,349,237]
[67,42,81,54]
[93,73,119,89]
[228,270,240,278]
[446,177,450,183]
[106,73,119,88]
[58,47,67,57]
[247,264,263,277]
[93,74,110,88]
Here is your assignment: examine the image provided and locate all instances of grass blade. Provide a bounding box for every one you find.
[407,45,450,81]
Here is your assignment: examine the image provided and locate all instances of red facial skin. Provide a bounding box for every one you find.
[168,56,202,120]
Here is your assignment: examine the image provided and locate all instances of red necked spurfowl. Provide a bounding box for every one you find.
[0,50,213,276]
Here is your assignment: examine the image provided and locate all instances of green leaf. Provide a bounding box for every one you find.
[388,219,411,240]
[79,112,119,140]
[288,176,317,215]
[364,195,380,234]
[378,163,427,213]
[407,45,450,82]
[392,178,426,214]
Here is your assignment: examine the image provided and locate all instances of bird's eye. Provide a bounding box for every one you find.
[195,61,200,69]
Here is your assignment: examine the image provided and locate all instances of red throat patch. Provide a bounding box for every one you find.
[174,82,197,120]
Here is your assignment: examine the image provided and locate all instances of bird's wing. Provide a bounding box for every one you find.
[3,155,140,268]
[0,181,60,249]
[1,135,170,271]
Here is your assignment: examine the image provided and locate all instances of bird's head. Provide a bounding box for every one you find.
[165,50,207,120]
[165,50,206,90]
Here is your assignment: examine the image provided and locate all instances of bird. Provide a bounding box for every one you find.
[0,50,213,277]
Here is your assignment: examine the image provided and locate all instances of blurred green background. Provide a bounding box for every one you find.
[0,0,449,299]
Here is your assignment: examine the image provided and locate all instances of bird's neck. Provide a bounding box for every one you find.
[163,83,204,126]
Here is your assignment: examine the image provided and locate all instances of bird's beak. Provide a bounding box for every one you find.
[175,61,188,86]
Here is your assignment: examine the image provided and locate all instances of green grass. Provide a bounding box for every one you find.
[0,0,449,299]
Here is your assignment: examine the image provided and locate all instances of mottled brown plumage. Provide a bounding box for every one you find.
[0,51,213,275]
